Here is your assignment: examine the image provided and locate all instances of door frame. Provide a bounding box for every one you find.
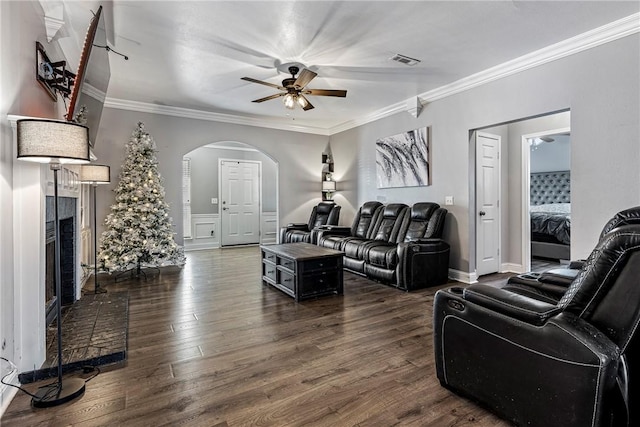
[475,131,502,278]
[520,127,571,271]
[218,158,262,247]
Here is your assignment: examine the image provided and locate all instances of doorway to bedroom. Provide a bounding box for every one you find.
[524,128,571,271]
[473,109,571,278]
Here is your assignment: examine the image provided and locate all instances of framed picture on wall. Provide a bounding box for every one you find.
[376,126,431,188]
[36,42,58,101]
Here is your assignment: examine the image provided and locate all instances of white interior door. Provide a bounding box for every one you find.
[476,132,501,277]
[220,160,261,246]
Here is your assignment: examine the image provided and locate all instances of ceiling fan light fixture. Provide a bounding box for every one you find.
[283,93,296,109]
[244,65,344,112]
[297,95,308,109]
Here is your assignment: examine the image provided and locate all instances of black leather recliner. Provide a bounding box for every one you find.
[505,206,640,303]
[279,202,341,244]
[433,219,640,426]
[315,201,384,250]
[341,203,409,274]
[317,201,450,290]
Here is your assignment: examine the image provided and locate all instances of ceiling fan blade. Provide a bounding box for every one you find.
[241,76,285,91]
[305,89,347,97]
[294,68,317,89]
[299,95,314,111]
[252,93,285,103]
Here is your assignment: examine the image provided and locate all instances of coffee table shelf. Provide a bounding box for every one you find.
[261,243,343,301]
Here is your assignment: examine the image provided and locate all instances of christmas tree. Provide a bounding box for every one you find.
[98,122,186,273]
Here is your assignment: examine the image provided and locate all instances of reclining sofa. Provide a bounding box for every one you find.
[316,201,449,290]
[434,207,640,427]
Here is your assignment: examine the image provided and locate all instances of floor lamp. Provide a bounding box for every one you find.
[17,119,90,407]
[80,165,111,294]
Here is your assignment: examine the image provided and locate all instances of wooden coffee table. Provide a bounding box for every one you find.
[261,243,343,301]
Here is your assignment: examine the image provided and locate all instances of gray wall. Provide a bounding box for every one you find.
[530,135,571,173]
[94,34,640,275]
[186,144,278,214]
[93,110,330,244]
[330,34,639,272]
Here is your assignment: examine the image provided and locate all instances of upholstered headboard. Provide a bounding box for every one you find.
[530,171,571,205]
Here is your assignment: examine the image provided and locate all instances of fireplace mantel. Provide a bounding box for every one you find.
[7,115,83,374]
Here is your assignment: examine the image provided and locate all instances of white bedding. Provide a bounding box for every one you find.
[530,203,571,214]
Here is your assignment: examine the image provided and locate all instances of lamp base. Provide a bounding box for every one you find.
[32,377,85,408]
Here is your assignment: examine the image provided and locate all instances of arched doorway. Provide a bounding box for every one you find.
[182,141,279,250]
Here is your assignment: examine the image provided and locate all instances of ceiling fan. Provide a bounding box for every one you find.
[241,66,347,111]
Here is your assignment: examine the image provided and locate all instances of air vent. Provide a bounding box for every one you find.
[390,54,421,66]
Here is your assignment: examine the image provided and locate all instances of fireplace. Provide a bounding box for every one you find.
[45,196,78,325]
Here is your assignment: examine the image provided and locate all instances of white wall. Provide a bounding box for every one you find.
[0,0,70,412]
[330,34,640,274]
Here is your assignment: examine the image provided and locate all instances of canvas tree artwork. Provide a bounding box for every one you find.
[376,127,431,188]
[98,122,186,273]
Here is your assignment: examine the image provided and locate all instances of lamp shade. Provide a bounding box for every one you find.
[80,164,110,184]
[17,119,90,164]
[322,180,336,191]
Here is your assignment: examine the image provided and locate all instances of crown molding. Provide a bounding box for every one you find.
[103,98,331,136]
[40,1,64,42]
[203,143,260,152]
[104,13,639,137]
[328,98,413,135]
[419,12,640,104]
[329,12,639,135]
[82,83,107,103]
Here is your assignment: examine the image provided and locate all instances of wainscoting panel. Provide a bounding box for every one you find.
[184,214,219,251]
[185,212,278,250]
[261,212,277,245]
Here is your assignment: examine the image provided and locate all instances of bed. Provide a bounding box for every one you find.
[530,171,571,260]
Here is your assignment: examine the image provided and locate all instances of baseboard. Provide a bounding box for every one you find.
[448,268,478,284]
[0,370,19,418]
[184,242,220,252]
[501,263,525,274]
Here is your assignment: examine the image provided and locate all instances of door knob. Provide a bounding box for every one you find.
[479,211,486,216]
[223,207,228,211]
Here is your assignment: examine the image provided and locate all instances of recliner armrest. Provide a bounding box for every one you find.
[407,237,442,244]
[568,259,586,270]
[314,225,352,246]
[285,223,309,230]
[538,267,578,286]
[317,225,351,235]
[463,284,561,326]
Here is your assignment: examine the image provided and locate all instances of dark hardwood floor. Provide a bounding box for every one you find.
[2,247,512,426]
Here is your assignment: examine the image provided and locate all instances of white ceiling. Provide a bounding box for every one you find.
[56,1,639,133]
